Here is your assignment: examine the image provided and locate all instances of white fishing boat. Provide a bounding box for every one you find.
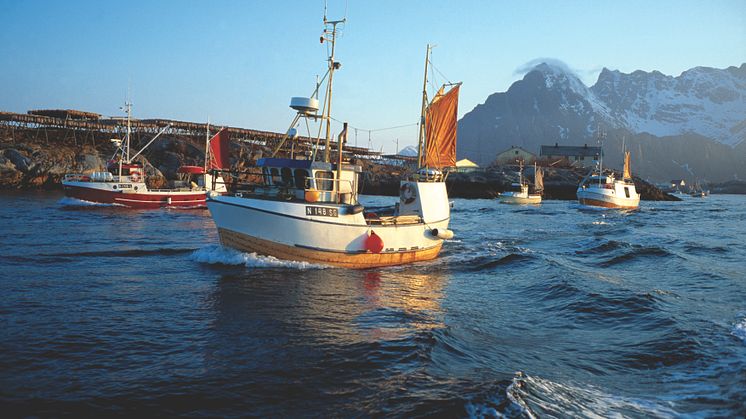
[577,148,640,209]
[498,162,543,204]
[62,103,228,208]
[206,17,459,268]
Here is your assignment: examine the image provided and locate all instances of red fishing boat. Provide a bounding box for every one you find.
[62,102,229,208]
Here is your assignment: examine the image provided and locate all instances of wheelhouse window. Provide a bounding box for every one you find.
[315,171,334,191]
[269,168,280,185]
[281,167,294,187]
[294,169,309,190]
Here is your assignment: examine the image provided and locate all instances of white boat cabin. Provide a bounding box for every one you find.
[251,157,361,205]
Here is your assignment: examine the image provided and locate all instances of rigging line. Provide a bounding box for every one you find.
[329,116,417,133]
[430,61,452,85]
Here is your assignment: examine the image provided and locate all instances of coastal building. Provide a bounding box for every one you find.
[493,146,536,166]
[540,143,600,167]
[454,158,480,173]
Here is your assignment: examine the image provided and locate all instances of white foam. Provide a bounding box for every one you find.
[733,317,746,343]
[58,197,125,207]
[190,244,327,270]
[479,372,680,418]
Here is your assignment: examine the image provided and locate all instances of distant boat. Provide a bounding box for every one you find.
[498,162,543,204]
[62,103,227,208]
[690,181,709,197]
[577,147,640,209]
[205,20,459,268]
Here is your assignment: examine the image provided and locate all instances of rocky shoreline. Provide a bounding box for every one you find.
[361,160,680,201]
[1,126,678,201]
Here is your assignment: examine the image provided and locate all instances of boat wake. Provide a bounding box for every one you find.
[57,197,124,207]
[190,244,328,270]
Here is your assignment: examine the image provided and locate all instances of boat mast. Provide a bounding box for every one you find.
[417,44,431,169]
[204,118,210,174]
[597,126,605,187]
[119,100,132,179]
[321,15,345,163]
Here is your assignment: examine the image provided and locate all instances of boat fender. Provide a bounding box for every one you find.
[305,188,320,203]
[430,228,454,240]
[167,197,172,205]
[347,204,364,214]
[365,231,384,254]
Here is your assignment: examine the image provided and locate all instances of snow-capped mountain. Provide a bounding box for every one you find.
[398,145,418,157]
[592,64,746,146]
[457,62,746,181]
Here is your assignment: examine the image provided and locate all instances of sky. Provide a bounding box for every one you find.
[1,0,744,154]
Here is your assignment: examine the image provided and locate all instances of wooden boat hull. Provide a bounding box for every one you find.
[218,227,442,269]
[207,182,451,269]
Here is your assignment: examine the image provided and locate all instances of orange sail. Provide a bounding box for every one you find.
[623,151,632,179]
[424,84,460,168]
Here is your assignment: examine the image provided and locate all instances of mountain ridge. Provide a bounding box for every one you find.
[457,62,746,182]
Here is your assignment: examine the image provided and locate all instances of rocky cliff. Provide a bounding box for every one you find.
[1,126,677,201]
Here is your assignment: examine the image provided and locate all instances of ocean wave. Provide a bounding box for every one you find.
[733,316,746,344]
[466,253,536,272]
[575,240,629,254]
[616,328,703,369]
[38,248,196,258]
[599,246,673,267]
[190,244,327,270]
[503,372,678,418]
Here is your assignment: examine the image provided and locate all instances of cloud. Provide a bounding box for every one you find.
[514,58,604,86]
[514,58,575,76]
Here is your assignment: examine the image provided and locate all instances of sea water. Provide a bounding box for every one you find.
[1,191,744,417]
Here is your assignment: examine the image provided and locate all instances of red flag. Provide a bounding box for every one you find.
[209,128,231,170]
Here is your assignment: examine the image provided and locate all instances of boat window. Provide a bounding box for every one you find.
[281,167,294,187]
[294,169,309,190]
[270,168,280,185]
[315,171,334,191]
[624,187,630,198]
[262,167,271,185]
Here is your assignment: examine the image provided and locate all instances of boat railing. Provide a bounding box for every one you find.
[208,169,357,205]
[304,176,356,205]
[64,172,117,182]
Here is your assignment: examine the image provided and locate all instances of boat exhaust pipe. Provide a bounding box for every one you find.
[430,228,454,240]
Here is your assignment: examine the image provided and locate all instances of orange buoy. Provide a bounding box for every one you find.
[365,231,384,254]
[305,188,320,202]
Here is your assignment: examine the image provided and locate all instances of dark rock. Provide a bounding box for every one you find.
[4,149,31,172]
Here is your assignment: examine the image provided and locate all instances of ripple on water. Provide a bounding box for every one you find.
[598,245,674,267]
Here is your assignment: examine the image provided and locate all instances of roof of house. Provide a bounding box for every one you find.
[456,158,479,167]
[496,146,536,156]
[540,144,601,157]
